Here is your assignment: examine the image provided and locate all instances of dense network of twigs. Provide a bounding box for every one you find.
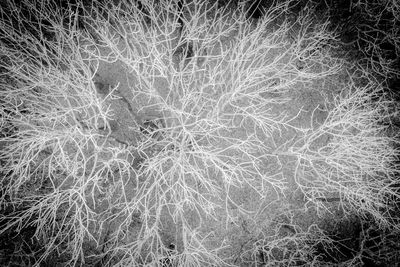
[0,0,399,266]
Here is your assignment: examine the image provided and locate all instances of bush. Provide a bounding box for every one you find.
[1,0,399,266]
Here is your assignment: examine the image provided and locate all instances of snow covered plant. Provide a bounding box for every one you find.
[0,0,399,266]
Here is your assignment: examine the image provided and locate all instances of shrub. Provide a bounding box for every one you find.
[1,0,399,266]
